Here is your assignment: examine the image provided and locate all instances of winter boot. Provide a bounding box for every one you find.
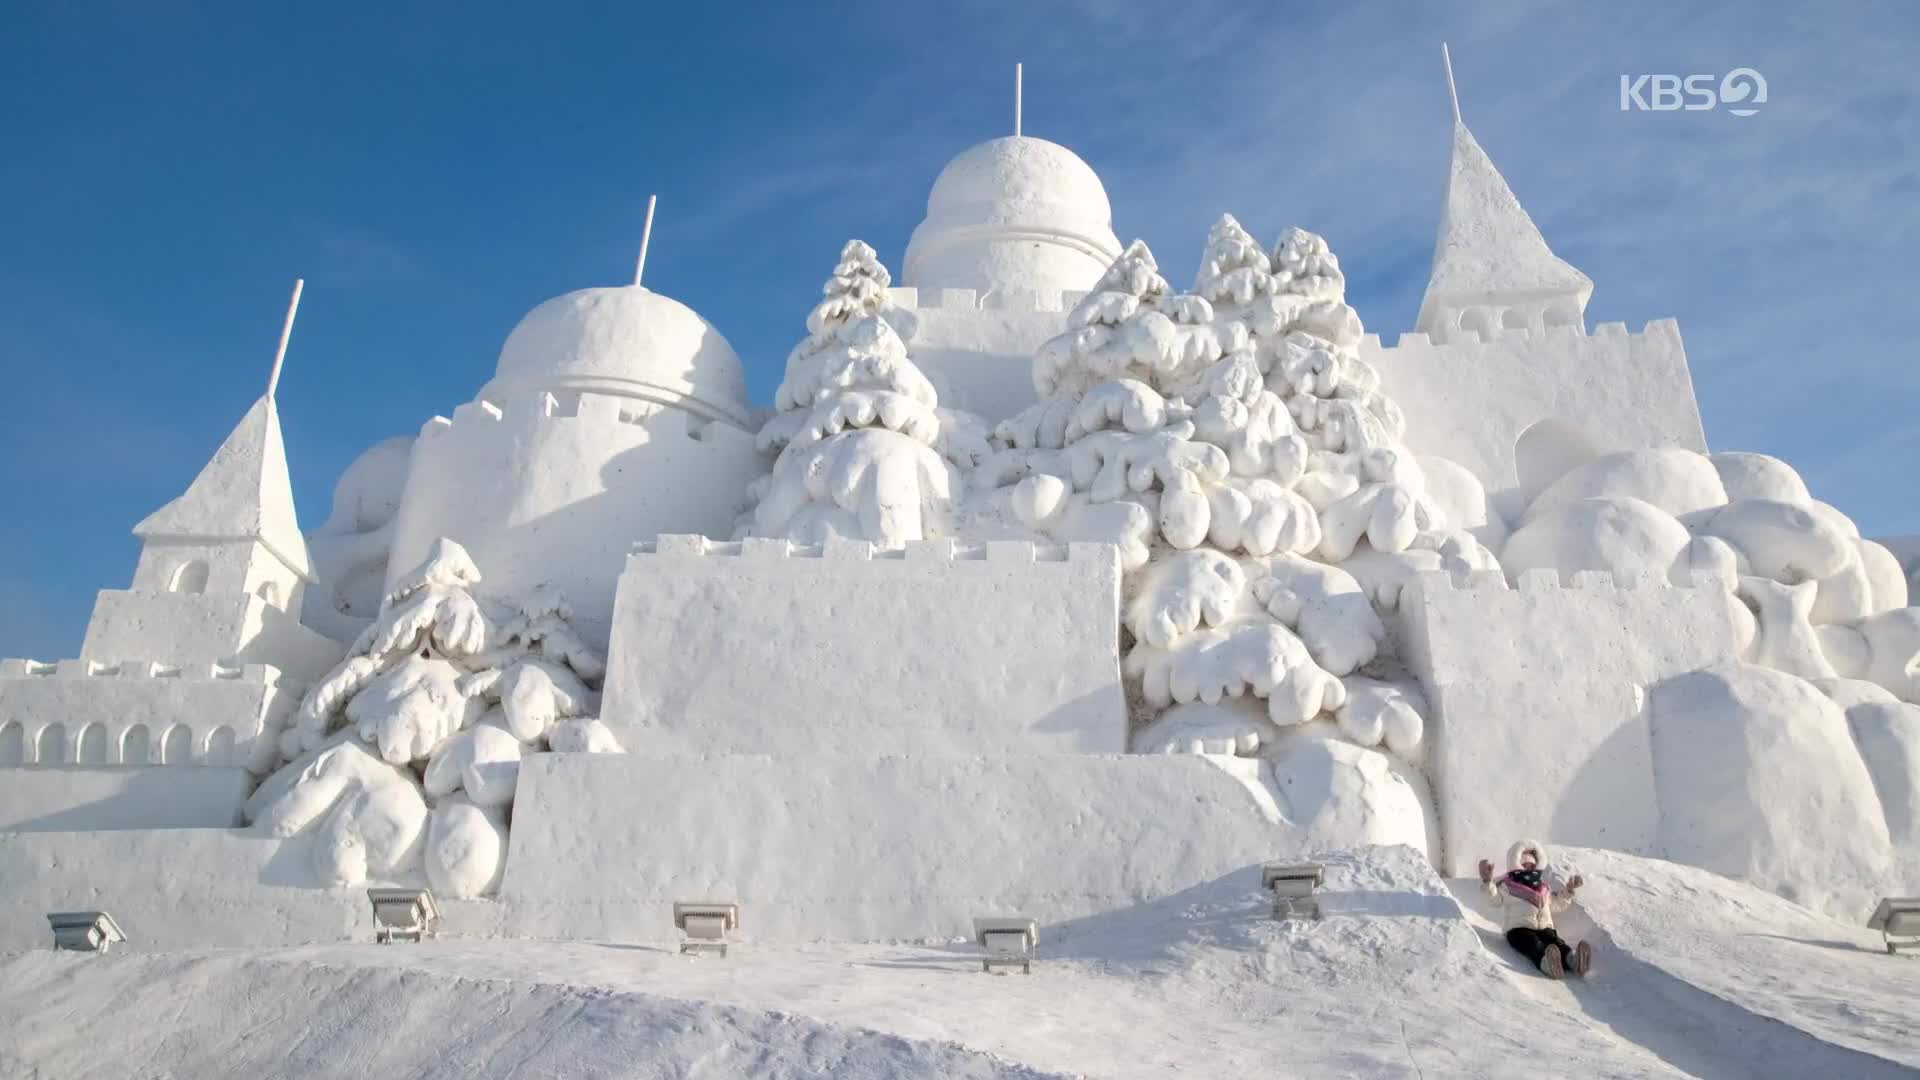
[1540,947,1565,980]
[1570,940,1593,977]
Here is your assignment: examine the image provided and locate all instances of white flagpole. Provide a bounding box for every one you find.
[1442,43,1462,124]
[634,194,658,287]
[265,278,303,400]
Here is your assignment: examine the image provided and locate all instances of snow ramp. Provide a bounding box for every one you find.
[1449,852,1915,1079]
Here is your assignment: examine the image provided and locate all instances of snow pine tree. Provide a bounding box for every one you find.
[990,221,1499,766]
[248,537,618,899]
[746,240,962,546]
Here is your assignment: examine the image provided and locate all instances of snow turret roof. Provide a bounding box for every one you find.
[135,394,315,580]
[1415,121,1593,333]
[485,285,752,427]
[903,135,1122,294]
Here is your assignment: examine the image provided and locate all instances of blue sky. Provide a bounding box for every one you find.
[1,1,1915,659]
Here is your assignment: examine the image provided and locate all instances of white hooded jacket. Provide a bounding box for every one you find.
[1484,838,1574,933]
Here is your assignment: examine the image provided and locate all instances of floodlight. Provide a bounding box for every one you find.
[674,901,738,957]
[1262,862,1326,920]
[973,917,1038,975]
[367,887,440,944]
[47,911,127,954]
[1868,897,1920,955]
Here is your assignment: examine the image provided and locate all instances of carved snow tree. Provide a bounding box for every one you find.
[745,240,969,546]
[245,537,622,899]
[986,219,1499,764]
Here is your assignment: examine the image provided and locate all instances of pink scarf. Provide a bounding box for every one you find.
[1503,867,1550,909]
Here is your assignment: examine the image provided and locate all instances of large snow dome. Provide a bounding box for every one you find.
[482,285,752,426]
[902,135,1123,295]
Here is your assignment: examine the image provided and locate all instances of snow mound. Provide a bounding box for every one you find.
[0,951,1062,1080]
[1524,448,1727,524]
[1648,663,1892,917]
[1502,496,1691,579]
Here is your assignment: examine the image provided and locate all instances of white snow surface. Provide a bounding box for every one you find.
[4,845,1914,1079]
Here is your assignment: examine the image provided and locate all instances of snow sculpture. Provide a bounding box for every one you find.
[1650,663,1893,916]
[974,216,1502,835]
[1816,678,1920,849]
[246,538,621,897]
[1499,449,1920,707]
[746,241,966,546]
[245,734,430,888]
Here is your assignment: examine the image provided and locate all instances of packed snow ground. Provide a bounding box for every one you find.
[1,846,1911,1079]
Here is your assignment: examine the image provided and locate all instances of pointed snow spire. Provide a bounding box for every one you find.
[135,285,316,581]
[1415,46,1592,336]
[135,396,314,581]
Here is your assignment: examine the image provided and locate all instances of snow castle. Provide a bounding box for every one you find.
[3,87,1917,950]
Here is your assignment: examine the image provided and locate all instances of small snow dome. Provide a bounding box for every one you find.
[484,286,751,427]
[903,135,1123,296]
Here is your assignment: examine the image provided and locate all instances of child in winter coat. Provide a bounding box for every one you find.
[1478,838,1593,979]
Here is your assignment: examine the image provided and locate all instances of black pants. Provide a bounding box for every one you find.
[1506,927,1572,971]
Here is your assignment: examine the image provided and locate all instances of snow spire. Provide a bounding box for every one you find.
[265,278,303,400]
[633,194,658,287]
[1414,68,1593,336]
[134,394,314,580]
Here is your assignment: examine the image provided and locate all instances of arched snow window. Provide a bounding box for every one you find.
[204,726,236,767]
[1458,308,1495,338]
[1501,308,1530,332]
[36,722,66,765]
[0,722,23,765]
[1515,418,1600,497]
[77,723,108,765]
[122,724,151,765]
[161,724,192,765]
[255,580,282,608]
[1543,304,1579,329]
[170,559,210,594]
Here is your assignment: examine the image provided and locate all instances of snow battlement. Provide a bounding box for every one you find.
[1360,316,1705,495]
[0,657,288,682]
[628,533,1108,568]
[385,387,768,649]
[1398,566,1745,693]
[1397,563,1749,876]
[602,536,1128,757]
[885,285,1089,314]
[0,656,300,772]
[1362,317,1677,352]
[417,389,756,448]
[1403,566,1733,600]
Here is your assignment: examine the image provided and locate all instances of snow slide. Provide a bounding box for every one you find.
[1449,850,1915,1078]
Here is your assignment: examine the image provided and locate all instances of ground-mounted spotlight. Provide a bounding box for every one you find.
[674,901,738,957]
[1868,897,1919,955]
[367,887,440,944]
[973,917,1038,975]
[1262,862,1326,921]
[47,911,127,954]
